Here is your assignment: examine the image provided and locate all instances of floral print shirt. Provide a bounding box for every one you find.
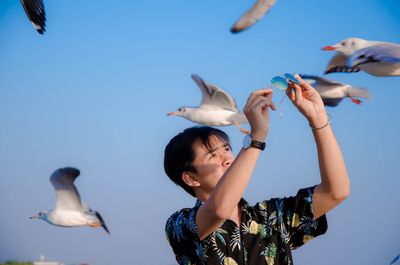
[165,186,328,265]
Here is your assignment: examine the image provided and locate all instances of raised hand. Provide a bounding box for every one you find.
[243,89,276,141]
[286,74,328,129]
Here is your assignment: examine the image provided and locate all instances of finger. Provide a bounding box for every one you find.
[288,83,303,106]
[286,87,295,101]
[293,84,303,105]
[294,74,315,92]
[245,89,274,107]
[257,97,276,111]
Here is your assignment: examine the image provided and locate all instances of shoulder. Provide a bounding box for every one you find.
[252,186,318,212]
[165,204,201,238]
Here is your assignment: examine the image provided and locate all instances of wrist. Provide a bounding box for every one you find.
[308,113,328,129]
[309,115,330,131]
[250,131,267,142]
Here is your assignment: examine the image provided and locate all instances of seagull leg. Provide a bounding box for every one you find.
[349,96,362,104]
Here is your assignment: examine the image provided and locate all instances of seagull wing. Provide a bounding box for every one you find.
[348,43,400,67]
[390,254,400,265]
[301,74,370,98]
[95,211,110,234]
[50,167,83,212]
[324,53,360,74]
[300,74,343,93]
[231,0,276,33]
[300,74,341,87]
[191,74,239,112]
[20,0,46,34]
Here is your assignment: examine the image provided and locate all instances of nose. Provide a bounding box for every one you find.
[222,153,234,167]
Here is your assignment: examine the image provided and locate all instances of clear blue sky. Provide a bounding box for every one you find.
[0,0,399,264]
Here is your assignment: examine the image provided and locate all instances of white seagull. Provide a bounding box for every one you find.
[300,74,370,107]
[30,167,110,234]
[231,0,276,33]
[167,74,249,134]
[322,37,400,76]
[21,0,46,34]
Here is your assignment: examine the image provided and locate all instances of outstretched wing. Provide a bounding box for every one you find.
[20,0,46,34]
[231,0,276,33]
[348,43,400,67]
[300,74,341,87]
[191,74,239,112]
[390,254,400,265]
[324,53,360,74]
[50,167,83,211]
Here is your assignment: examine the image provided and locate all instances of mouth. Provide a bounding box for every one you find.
[30,215,38,219]
[167,112,177,116]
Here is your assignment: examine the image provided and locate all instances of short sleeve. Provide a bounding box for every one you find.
[165,206,205,264]
[281,185,328,249]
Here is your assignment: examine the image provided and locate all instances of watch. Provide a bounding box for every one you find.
[242,135,266,151]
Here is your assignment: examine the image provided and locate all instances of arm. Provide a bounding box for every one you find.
[287,75,350,219]
[196,89,276,240]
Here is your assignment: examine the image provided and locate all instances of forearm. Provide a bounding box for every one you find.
[206,147,261,218]
[311,122,350,220]
[313,125,350,200]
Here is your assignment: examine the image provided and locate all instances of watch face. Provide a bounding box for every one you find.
[242,135,252,149]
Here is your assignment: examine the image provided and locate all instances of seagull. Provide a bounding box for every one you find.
[167,74,249,134]
[30,167,110,234]
[21,0,46,34]
[300,74,370,107]
[231,0,276,33]
[322,37,400,76]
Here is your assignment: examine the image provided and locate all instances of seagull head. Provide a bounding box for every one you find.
[167,107,194,118]
[30,210,50,222]
[322,37,370,56]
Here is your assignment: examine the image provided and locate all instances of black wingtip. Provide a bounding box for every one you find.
[95,211,110,234]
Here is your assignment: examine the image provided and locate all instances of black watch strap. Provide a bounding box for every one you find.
[250,139,266,151]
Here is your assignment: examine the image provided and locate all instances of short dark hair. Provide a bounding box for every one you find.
[164,126,230,197]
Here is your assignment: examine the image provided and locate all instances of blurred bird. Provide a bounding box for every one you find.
[167,74,249,134]
[21,0,46,34]
[322,37,400,76]
[30,167,110,234]
[300,74,370,107]
[390,254,400,265]
[231,0,276,33]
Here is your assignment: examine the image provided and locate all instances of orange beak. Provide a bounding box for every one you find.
[167,112,178,116]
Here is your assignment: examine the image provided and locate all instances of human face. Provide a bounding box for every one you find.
[190,135,234,194]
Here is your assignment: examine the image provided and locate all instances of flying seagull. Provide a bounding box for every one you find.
[167,74,249,134]
[21,0,46,34]
[30,167,110,234]
[322,37,400,76]
[300,74,370,107]
[231,0,276,33]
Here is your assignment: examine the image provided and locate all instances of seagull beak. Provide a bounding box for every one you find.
[167,111,178,116]
[322,45,336,51]
[30,215,38,219]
